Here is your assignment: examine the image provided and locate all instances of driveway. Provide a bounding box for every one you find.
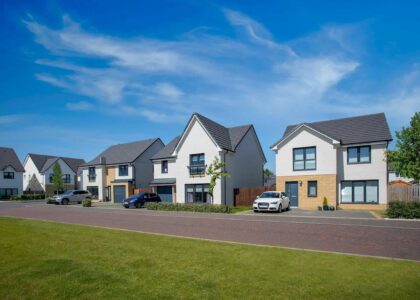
[1,201,419,261]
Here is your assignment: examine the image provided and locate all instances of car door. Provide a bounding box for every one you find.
[281,192,290,207]
[71,191,79,203]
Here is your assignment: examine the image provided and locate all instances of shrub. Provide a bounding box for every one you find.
[46,198,56,204]
[9,194,46,201]
[387,201,420,219]
[323,197,328,208]
[82,199,92,207]
[145,202,233,213]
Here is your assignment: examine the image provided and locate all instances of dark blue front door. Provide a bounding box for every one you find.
[286,182,299,207]
[157,186,173,202]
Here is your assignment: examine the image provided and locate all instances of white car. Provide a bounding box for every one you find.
[253,191,290,213]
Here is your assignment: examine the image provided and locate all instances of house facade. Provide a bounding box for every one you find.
[80,138,164,202]
[151,113,266,206]
[23,154,85,194]
[271,113,392,210]
[0,147,24,199]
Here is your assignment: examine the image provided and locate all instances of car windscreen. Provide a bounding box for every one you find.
[127,193,142,200]
[260,192,280,198]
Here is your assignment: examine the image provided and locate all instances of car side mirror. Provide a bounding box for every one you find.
[256,195,260,199]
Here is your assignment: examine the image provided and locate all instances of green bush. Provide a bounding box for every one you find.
[387,201,420,219]
[82,199,92,207]
[9,194,46,201]
[46,198,56,204]
[145,202,233,213]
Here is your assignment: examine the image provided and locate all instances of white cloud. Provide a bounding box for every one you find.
[66,101,94,111]
[0,114,28,125]
[23,9,419,131]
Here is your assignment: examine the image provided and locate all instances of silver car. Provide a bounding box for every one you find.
[51,190,92,205]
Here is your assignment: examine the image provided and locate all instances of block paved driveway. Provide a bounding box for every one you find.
[1,201,420,261]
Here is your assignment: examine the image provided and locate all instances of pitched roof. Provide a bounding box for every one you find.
[40,157,85,173]
[27,153,55,171]
[151,136,181,160]
[0,147,25,172]
[192,113,253,151]
[83,138,161,166]
[272,113,393,148]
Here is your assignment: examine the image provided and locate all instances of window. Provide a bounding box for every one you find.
[308,181,317,197]
[185,184,211,203]
[49,174,54,183]
[161,160,168,174]
[340,180,378,204]
[189,154,205,175]
[3,172,14,179]
[347,146,371,164]
[0,188,18,199]
[88,167,96,182]
[119,165,128,176]
[293,147,316,171]
[63,174,71,183]
[87,186,99,198]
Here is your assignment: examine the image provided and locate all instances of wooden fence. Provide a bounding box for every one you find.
[387,184,419,202]
[234,186,271,207]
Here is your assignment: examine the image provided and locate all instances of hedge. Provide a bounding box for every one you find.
[9,194,46,201]
[145,202,233,213]
[82,199,92,207]
[387,201,420,219]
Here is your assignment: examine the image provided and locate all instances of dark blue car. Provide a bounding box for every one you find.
[123,192,161,208]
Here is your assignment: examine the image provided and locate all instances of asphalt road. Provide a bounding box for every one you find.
[1,201,420,261]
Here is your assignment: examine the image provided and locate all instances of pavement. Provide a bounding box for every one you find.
[1,201,419,261]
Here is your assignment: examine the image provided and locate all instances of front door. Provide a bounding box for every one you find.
[113,185,126,203]
[285,182,299,207]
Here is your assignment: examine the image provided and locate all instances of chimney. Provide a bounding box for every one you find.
[100,157,106,165]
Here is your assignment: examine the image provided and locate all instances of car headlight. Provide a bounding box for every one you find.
[253,201,257,205]
[270,201,278,205]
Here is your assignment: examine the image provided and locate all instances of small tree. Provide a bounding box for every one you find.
[52,162,64,194]
[263,168,274,178]
[205,156,230,204]
[386,112,420,181]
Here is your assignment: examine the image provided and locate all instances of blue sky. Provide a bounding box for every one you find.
[1,0,419,169]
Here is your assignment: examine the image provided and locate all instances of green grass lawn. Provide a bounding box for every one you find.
[0,217,419,299]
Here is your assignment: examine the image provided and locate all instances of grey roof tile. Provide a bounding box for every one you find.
[40,157,85,173]
[151,136,181,160]
[27,153,55,171]
[83,138,162,166]
[272,113,393,147]
[0,147,25,172]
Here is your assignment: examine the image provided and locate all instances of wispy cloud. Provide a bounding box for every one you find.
[23,9,419,131]
[0,114,30,125]
[66,101,94,111]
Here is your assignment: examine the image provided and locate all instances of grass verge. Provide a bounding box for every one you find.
[0,217,419,299]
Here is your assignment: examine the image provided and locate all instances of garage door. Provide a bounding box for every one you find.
[157,186,173,202]
[113,185,126,203]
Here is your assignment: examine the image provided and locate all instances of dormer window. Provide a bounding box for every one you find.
[348,146,371,164]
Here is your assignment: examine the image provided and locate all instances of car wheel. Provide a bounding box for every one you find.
[286,203,290,211]
[253,209,258,213]
[62,199,69,205]
[277,204,282,213]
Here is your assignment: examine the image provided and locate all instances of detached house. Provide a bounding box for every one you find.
[271,113,392,210]
[23,154,85,194]
[80,138,164,202]
[151,113,266,205]
[0,147,24,199]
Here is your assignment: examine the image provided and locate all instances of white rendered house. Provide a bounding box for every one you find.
[271,113,393,210]
[23,154,85,194]
[151,113,266,205]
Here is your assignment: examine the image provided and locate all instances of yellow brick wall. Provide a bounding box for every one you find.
[105,166,133,202]
[276,174,337,210]
[339,204,386,211]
